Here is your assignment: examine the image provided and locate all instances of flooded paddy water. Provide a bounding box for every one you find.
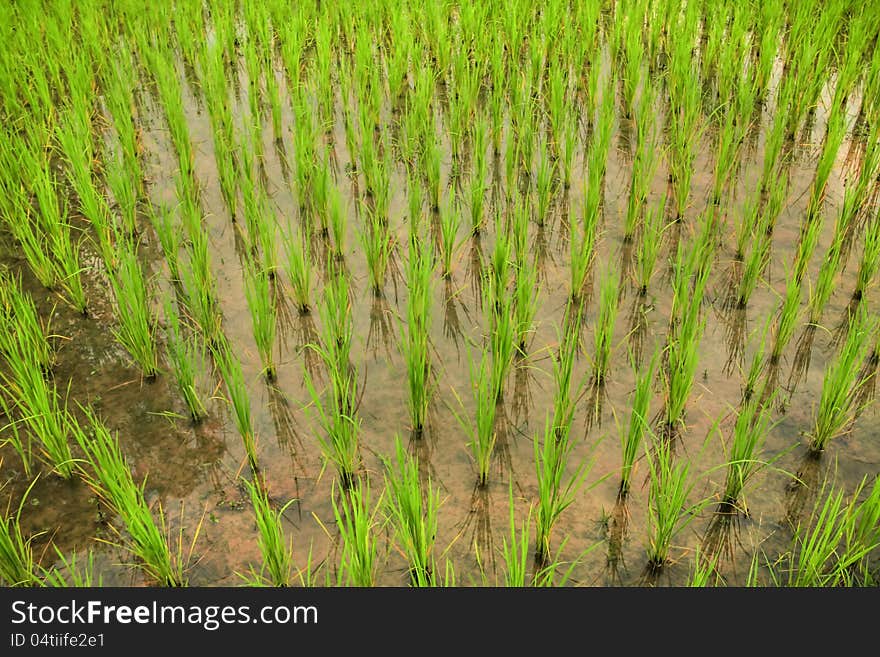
[1,0,879,587]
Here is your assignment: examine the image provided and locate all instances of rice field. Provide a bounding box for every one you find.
[1,0,879,588]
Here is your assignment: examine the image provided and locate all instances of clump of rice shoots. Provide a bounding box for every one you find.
[770,270,802,365]
[533,413,593,566]
[635,195,666,296]
[645,437,696,571]
[212,337,259,477]
[108,238,159,379]
[330,478,382,587]
[455,349,497,489]
[591,266,620,388]
[619,347,658,499]
[241,479,296,587]
[721,394,776,514]
[243,262,278,382]
[72,407,193,586]
[162,297,207,423]
[0,479,42,586]
[808,309,876,455]
[852,208,880,303]
[382,436,441,586]
[403,234,434,438]
[438,188,462,279]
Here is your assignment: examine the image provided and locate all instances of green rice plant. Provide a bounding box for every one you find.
[591,266,620,387]
[360,205,396,296]
[625,81,658,242]
[840,476,880,585]
[41,547,102,587]
[770,270,802,364]
[105,145,139,238]
[244,262,278,382]
[853,209,880,302]
[500,484,537,587]
[242,479,296,587]
[162,297,207,423]
[0,356,73,479]
[488,269,516,404]
[212,337,258,475]
[438,189,461,279]
[513,253,539,355]
[108,239,159,378]
[0,180,57,291]
[737,216,773,309]
[793,212,824,288]
[621,10,643,120]
[635,195,666,295]
[282,223,313,315]
[72,406,192,586]
[425,133,442,213]
[149,204,182,283]
[454,349,497,489]
[619,347,658,498]
[147,42,194,178]
[808,212,847,325]
[570,191,601,305]
[403,235,434,437]
[0,478,42,586]
[644,437,696,570]
[804,98,847,225]
[534,145,555,227]
[721,394,776,513]
[533,413,593,565]
[550,317,582,443]
[0,271,54,373]
[382,436,441,586]
[743,317,772,403]
[331,478,383,587]
[808,309,876,455]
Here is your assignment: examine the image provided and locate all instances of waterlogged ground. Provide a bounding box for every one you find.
[2,43,880,587]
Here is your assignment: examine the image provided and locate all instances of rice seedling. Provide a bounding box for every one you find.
[382,436,441,586]
[644,436,696,571]
[533,414,593,566]
[737,215,773,309]
[808,309,876,455]
[770,270,803,365]
[162,297,207,423]
[41,547,102,587]
[241,479,296,587]
[499,484,537,587]
[619,347,658,499]
[243,262,277,382]
[454,349,497,489]
[0,478,42,586]
[591,267,620,388]
[853,209,880,303]
[108,238,159,379]
[488,270,516,405]
[72,406,193,586]
[840,476,880,585]
[212,337,259,476]
[720,395,776,514]
[549,317,582,444]
[282,223,313,315]
[438,189,462,279]
[625,80,658,243]
[330,478,383,587]
[403,234,434,438]
[635,195,666,296]
[0,271,54,374]
[534,145,556,227]
[149,204,183,283]
[360,205,396,297]
[570,187,601,306]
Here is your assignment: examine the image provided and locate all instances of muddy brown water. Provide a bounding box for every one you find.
[1,51,879,587]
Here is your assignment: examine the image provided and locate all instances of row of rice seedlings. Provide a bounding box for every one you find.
[808,309,877,455]
[382,436,441,586]
[533,413,594,566]
[0,479,41,586]
[619,347,658,499]
[403,234,434,438]
[71,406,194,586]
[161,297,208,423]
[330,478,383,587]
[108,237,159,379]
[304,270,361,488]
[240,479,296,586]
[243,261,278,382]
